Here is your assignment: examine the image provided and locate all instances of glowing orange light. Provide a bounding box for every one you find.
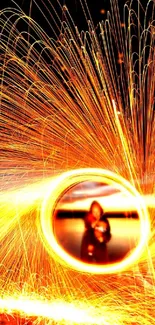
[118,59,124,64]
[118,53,123,59]
[100,9,106,15]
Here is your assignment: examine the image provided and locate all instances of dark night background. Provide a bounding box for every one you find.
[0,0,149,37]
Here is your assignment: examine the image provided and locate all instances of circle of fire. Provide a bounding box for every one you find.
[40,168,150,274]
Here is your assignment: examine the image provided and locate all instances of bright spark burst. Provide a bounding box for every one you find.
[0,0,155,324]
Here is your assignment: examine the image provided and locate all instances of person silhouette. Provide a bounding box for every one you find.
[81,202,111,263]
[84,201,104,230]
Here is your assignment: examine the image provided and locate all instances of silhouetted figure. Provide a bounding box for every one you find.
[81,202,111,264]
[93,216,111,263]
[84,201,104,230]
[81,228,96,263]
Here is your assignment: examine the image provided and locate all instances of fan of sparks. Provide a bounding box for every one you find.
[0,0,155,324]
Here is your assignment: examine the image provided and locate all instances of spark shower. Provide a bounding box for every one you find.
[0,0,155,324]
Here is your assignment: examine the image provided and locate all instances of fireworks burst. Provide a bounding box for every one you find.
[0,0,155,324]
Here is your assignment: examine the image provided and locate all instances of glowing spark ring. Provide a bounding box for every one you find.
[40,168,150,274]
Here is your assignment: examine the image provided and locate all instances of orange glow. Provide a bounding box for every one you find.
[100,9,106,15]
[118,53,123,59]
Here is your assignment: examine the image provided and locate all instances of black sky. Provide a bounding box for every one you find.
[0,0,128,33]
[0,0,150,38]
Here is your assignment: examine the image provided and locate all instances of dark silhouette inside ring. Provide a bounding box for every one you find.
[81,201,111,264]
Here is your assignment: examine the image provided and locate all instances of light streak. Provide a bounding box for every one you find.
[0,297,135,325]
[0,299,101,324]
